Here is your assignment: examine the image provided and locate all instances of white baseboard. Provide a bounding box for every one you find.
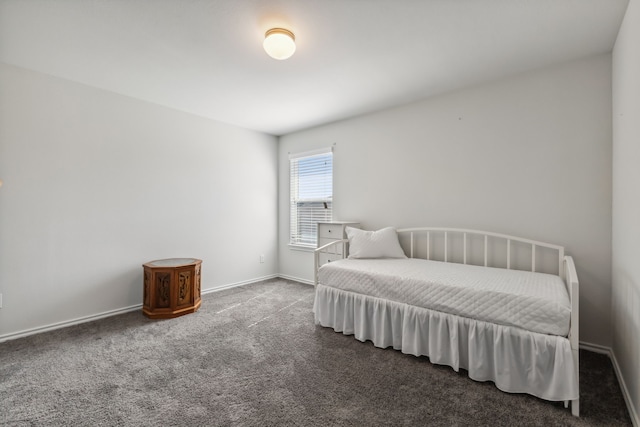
[579,341,639,426]
[201,274,279,295]
[0,274,280,344]
[277,274,313,285]
[579,340,612,355]
[610,350,640,427]
[0,304,142,344]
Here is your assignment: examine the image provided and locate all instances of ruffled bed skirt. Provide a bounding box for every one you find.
[314,284,578,402]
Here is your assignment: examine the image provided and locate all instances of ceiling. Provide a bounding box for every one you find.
[0,0,630,136]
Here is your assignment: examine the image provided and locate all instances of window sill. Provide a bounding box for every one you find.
[288,244,316,252]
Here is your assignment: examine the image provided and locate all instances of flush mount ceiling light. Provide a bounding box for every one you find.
[263,28,296,60]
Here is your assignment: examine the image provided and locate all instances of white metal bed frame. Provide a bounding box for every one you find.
[314,227,580,416]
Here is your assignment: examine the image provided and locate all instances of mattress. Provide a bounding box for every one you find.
[317,258,571,336]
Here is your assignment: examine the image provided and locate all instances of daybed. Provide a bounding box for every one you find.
[313,227,580,416]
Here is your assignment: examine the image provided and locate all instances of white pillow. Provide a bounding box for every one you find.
[346,227,407,259]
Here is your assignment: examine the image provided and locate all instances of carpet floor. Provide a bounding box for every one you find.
[0,279,632,426]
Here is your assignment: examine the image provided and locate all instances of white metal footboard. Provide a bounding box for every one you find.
[564,255,580,417]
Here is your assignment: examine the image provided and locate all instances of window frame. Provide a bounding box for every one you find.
[288,147,333,250]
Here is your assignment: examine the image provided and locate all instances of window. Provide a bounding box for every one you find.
[289,147,333,248]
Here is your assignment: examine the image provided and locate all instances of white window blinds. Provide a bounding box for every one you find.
[289,147,333,247]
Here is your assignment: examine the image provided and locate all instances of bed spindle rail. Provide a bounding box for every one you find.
[315,227,567,282]
[397,227,565,277]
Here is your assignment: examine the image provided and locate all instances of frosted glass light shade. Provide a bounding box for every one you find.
[263,28,296,60]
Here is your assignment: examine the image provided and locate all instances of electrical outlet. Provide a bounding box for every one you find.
[260,255,265,263]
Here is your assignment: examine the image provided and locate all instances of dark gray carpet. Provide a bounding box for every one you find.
[0,279,632,426]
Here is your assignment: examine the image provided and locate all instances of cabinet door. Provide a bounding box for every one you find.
[143,269,151,308]
[175,268,194,309]
[194,263,202,305]
[154,271,172,309]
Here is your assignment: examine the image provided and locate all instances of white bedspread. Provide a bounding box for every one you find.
[317,258,570,336]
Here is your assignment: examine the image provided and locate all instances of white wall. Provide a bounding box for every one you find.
[0,63,278,340]
[279,54,613,347]
[612,0,640,422]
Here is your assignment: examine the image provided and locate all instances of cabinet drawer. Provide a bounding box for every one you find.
[318,224,344,239]
[318,237,344,254]
[318,252,344,266]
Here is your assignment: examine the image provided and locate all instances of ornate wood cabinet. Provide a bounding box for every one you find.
[142,258,202,319]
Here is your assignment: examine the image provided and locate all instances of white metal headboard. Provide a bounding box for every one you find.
[396,227,565,278]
